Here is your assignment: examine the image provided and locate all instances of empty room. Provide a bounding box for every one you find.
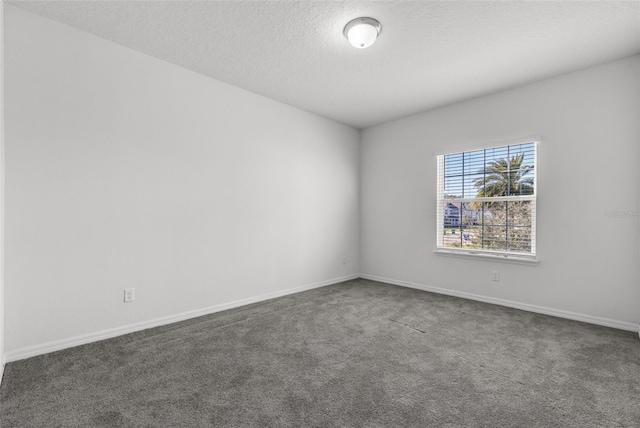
[0,1,639,427]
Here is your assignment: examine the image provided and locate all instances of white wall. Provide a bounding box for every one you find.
[1,0,6,380]
[3,6,638,367]
[361,55,640,330]
[4,6,360,359]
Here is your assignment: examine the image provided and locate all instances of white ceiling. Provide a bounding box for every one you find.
[9,1,640,129]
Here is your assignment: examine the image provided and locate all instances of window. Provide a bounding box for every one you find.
[436,141,537,261]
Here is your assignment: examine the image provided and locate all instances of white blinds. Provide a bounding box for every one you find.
[436,141,537,257]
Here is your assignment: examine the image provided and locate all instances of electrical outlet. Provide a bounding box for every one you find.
[342,256,347,265]
[124,288,135,303]
[491,271,500,282]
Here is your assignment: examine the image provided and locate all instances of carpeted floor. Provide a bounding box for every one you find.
[1,278,639,427]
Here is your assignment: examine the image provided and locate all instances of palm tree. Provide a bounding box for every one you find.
[470,154,534,251]
[473,153,534,197]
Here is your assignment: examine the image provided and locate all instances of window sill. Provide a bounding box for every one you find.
[434,249,539,265]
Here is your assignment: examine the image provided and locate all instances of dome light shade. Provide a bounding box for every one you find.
[344,17,381,49]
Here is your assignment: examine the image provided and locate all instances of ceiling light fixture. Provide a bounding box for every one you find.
[343,17,382,49]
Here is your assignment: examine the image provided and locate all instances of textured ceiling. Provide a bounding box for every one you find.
[9,1,640,129]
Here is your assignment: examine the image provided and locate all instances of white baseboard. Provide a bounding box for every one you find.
[360,274,639,333]
[5,274,359,363]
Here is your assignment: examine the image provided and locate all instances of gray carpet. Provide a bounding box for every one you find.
[1,278,639,427]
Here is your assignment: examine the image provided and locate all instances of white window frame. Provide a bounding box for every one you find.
[434,139,539,265]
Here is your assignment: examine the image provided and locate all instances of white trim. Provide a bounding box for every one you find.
[436,154,444,246]
[360,274,638,332]
[443,195,535,204]
[434,248,539,265]
[5,274,359,363]
[433,135,541,156]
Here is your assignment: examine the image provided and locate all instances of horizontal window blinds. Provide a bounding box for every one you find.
[436,142,537,257]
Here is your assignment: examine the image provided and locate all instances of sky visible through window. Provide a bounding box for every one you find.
[444,142,535,199]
